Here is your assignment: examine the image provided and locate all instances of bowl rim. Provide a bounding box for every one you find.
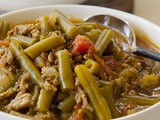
[0,4,160,120]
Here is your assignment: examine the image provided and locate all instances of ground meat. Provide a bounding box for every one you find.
[7,93,33,111]
[0,46,13,66]
[75,87,93,112]
[31,29,40,38]
[15,72,30,92]
[0,87,17,101]
[34,112,58,120]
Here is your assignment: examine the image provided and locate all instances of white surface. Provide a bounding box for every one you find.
[134,0,160,25]
[0,0,86,11]
[0,5,160,120]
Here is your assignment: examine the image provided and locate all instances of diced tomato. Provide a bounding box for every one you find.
[0,39,10,47]
[72,35,94,55]
[74,103,82,110]
[70,109,84,120]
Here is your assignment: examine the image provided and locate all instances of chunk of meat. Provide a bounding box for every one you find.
[7,93,33,111]
[0,87,17,101]
[0,46,14,66]
[75,87,93,112]
[34,112,58,120]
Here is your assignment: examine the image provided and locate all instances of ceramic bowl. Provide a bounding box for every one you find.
[0,0,87,11]
[0,5,160,120]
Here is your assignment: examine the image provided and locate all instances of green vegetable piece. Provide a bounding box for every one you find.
[9,40,44,88]
[100,86,119,118]
[25,34,65,59]
[95,29,114,56]
[36,89,55,112]
[40,16,52,35]
[0,67,16,93]
[0,21,10,38]
[56,50,75,91]
[75,65,112,120]
[84,59,101,75]
[126,95,159,106]
[58,95,76,112]
[53,10,79,38]
[10,35,38,48]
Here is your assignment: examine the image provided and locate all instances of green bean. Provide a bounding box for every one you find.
[85,29,101,43]
[61,112,72,120]
[0,21,10,38]
[10,110,34,119]
[97,80,113,95]
[27,86,40,115]
[95,29,114,56]
[36,89,55,112]
[118,67,138,78]
[106,40,128,60]
[75,65,112,120]
[139,73,159,88]
[58,95,76,112]
[56,92,69,102]
[9,40,44,88]
[0,67,16,93]
[126,95,159,106]
[56,50,74,91]
[100,86,119,118]
[32,86,40,103]
[25,34,65,59]
[10,35,38,48]
[81,109,94,120]
[84,59,101,75]
[75,22,98,28]
[53,10,79,38]
[75,22,98,35]
[40,16,52,35]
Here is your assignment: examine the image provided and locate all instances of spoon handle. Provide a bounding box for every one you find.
[134,47,160,62]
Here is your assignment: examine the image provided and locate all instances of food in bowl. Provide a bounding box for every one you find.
[0,10,160,120]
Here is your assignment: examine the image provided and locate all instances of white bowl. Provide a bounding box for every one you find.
[0,0,87,11]
[0,5,160,120]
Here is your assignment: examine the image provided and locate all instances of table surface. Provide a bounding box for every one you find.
[83,0,134,13]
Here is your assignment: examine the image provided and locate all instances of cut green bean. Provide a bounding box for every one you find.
[81,109,94,120]
[84,59,101,75]
[139,73,159,88]
[100,86,119,118]
[53,10,79,38]
[36,89,55,112]
[58,95,76,112]
[106,40,128,60]
[10,35,38,48]
[56,92,69,102]
[0,67,16,93]
[32,86,40,103]
[56,50,74,91]
[126,96,159,106]
[118,67,138,78]
[9,40,44,88]
[0,21,10,38]
[40,16,52,35]
[75,65,112,120]
[25,34,65,59]
[85,29,101,43]
[61,112,72,120]
[95,29,114,56]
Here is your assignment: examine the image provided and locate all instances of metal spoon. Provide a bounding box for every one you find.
[84,15,160,62]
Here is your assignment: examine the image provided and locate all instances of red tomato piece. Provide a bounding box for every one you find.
[72,35,94,55]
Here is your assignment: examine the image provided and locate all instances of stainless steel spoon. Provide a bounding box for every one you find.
[85,15,160,62]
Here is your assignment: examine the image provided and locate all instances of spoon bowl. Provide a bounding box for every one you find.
[85,15,160,61]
